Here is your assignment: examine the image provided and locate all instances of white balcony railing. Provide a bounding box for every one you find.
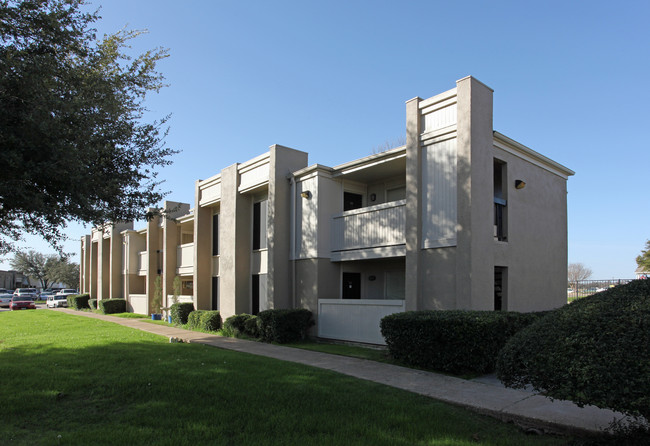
[137,251,147,276]
[176,243,194,274]
[331,200,406,252]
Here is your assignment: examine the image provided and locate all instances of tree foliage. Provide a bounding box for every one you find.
[636,240,650,271]
[567,262,592,284]
[9,249,78,288]
[0,0,176,253]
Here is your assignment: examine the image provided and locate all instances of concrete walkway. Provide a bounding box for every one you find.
[52,308,626,436]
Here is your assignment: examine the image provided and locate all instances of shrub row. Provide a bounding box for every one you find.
[99,299,126,314]
[223,309,313,343]
[89,299,97,309]
[497,279,650,419]
[187,310,222,332]
[380,310,546,374]
[170,302,195,325]
[67,294,90,310]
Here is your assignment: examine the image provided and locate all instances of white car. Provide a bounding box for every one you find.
[47,294,69,308]
[55,289,78,297]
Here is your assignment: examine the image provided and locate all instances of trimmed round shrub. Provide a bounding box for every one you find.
[170,302,194,325]
[187,310,205,330]
[200,310,222,332]
[243,315,260,338]
[99,298,126,314]
[496,279,650,419]
[257,309,314,343]
[381,310,545,374]
[223,313,255,336]
[67,294,90,310]
[89,298,97,309]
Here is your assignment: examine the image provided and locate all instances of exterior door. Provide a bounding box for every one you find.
[342,272,361,299]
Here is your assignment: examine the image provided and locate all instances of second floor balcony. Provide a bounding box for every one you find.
[176,243,194,275]
[137,251,147,276]
[331,199,406,261]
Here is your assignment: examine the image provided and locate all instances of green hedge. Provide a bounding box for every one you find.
[187,310,222,332]
[89,299,97,309]
[257,309,314,343]
[67,294,90,310]
[497,279,650,419]
[223,314,257,337]
[170,302,195,325]
[99,299,126,314]
[380,310,545,374]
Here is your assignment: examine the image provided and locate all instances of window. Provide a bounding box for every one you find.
[253,200,268,250]
[251,274,266,314]
[211,277,219,310]
[386,186,406,202]
[343,192,363,211]
[385,270,405,300]
[494,159,507,242]
[212,214,219,256]
[494,267,507,310]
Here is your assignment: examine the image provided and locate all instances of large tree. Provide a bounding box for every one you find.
[0,0,176,253]
[10,249,79,288]
[637,240,650,271]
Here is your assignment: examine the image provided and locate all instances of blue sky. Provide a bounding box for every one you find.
[2,0,649,279]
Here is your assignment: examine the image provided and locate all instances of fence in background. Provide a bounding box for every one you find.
[567,279,635,301]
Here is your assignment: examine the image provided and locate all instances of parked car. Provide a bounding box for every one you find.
[46,294,69,308]
[0,293,13,308]
[55,289,78,297]
[10,295,36,310]
[13,288,39,301]
[40,290,54,298]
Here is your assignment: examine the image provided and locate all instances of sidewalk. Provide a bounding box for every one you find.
[53,308,625,436]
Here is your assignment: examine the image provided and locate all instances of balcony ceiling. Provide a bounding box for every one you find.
[333,154,406,184]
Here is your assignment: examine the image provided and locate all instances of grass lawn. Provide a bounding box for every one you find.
[0,311,578,446]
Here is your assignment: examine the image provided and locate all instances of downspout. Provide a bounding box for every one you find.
[289,174,297,308]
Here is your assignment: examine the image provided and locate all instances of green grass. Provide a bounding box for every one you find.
[0,311,579,446]
[286,340,394,362]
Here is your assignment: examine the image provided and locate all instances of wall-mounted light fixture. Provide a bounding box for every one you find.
[368,275,377,281]
[515,180,526,190]
[370,193,377,202]
[300,191,311,199]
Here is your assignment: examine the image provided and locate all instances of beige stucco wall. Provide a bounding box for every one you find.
[217,164,252,319]
[454,76,494,311]
[492,146,569,311]
[295,257,339,335]
[267,145,308,309]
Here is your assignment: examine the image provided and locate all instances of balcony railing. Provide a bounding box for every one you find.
[137,251,147,275]
[331,199,405,252]
[176,243,194,274]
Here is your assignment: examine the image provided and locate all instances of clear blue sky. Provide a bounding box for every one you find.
[2,0,648,279]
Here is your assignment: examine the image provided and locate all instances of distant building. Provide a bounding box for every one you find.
[79,76,574,344]
[0,270,29,290]
[636,266,649,280]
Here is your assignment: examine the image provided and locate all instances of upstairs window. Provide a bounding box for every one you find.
[253,200,268,250]
[212,214,219,256]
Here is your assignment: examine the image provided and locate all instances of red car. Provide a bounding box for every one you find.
[10,295,36,310]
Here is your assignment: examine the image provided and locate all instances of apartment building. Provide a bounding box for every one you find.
[79,76,574,344]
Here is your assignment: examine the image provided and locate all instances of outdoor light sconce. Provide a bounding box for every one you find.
[515,180,526,190]
[368,275,377,281]
[370,193,377,202]
[300,191,311,199]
